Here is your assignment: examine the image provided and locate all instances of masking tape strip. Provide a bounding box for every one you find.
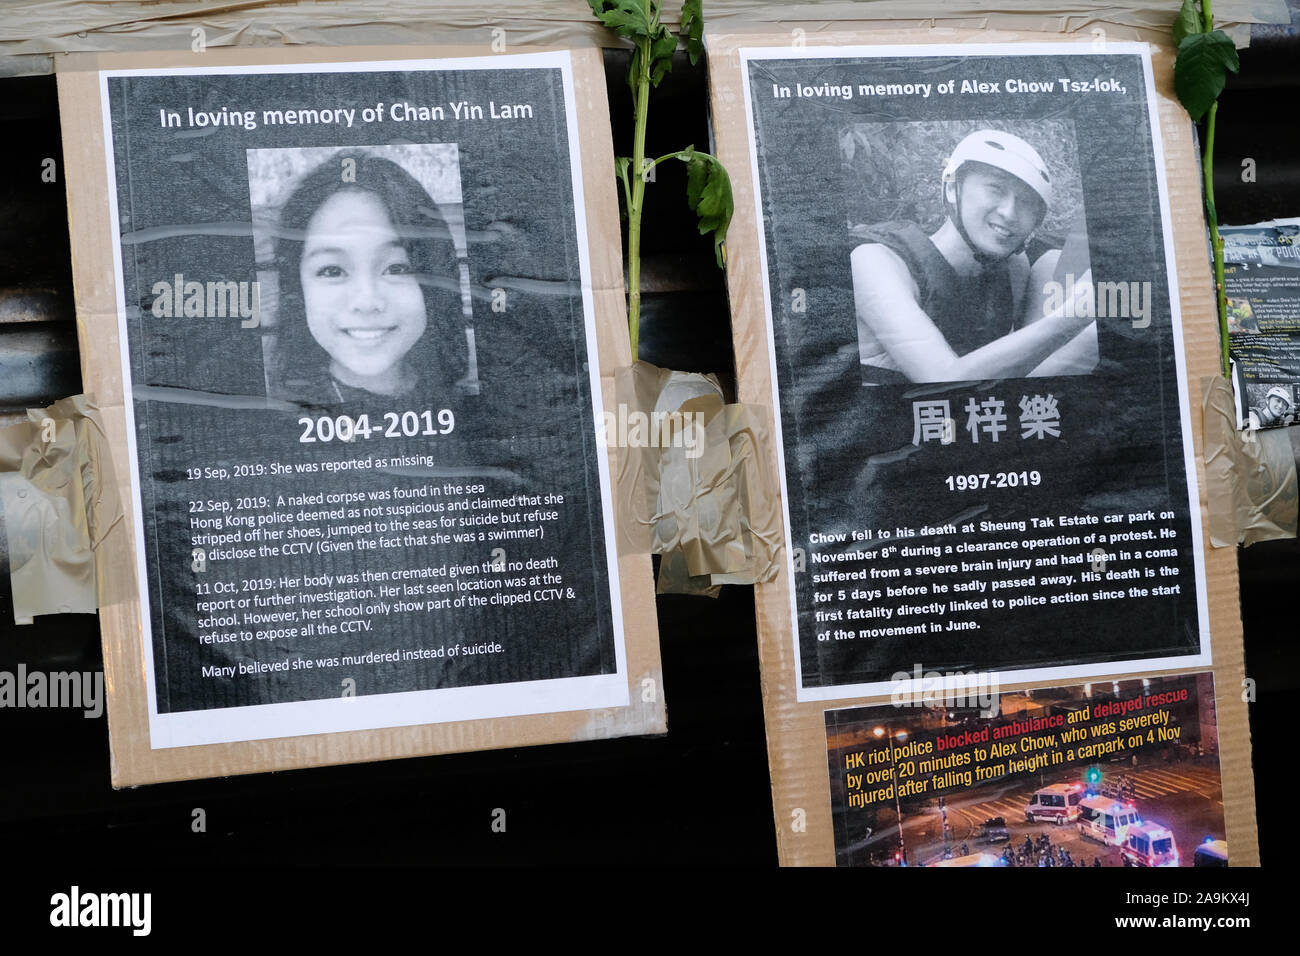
[1202,375,1298,548]
[708,401,783,586]
[613,361,781,593]
[1,1,1285,75]
[655,548,722,598]
[0,394,123,624]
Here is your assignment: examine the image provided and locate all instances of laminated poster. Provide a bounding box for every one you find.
[96,52,628,748]
[738,43,1212,699]
[1222,217,1300,430]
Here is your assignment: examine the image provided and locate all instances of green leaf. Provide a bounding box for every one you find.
[681,0,704,66]
[679,146,734,268]
[648,24,677,87]
[586,0,653,40]
[615,156,632,215]
[627,44,642,93]
[1174,30,1240,121]
[1172,0,1204,47]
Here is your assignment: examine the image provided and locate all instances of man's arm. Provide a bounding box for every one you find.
[1018,249,1061,329]
[852,243,1096,383]
[1027,322,1098,376]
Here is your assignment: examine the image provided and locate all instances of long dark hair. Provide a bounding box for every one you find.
[272,150,464,400]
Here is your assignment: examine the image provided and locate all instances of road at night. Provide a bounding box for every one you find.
[883,757,1224,866]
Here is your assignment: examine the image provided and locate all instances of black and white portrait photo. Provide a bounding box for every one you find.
[249,144,476,406]
[845,120,1096,385]
[1245,382,1297,428]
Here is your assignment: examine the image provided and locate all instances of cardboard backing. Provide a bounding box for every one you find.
[56,43,665,787]
[706,25,1259,866]
[1,1,1288,76]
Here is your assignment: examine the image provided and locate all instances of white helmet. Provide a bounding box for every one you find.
[1266,386,1293,406]
[942,129,1053,210]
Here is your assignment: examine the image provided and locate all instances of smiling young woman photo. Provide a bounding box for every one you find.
[851,128,1096,384]
[269,149,466,405]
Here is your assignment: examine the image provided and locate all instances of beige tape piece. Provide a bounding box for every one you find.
[655,548,722,598]
[0,394,123,624]
[613,362,730,560]
[613,361,781,592]
[706,401,783,587]
[1202,375,1298,547]
[0,1,1285,75]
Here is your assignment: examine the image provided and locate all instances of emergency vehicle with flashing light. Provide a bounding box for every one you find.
[1193,838,1228,867]
[1077,795,1142,846]
[1024,782,1084,824]
[1120,821,1180,867]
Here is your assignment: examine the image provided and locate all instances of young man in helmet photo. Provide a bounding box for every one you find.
[1248,385,1296,429]
[851,128,1097,384]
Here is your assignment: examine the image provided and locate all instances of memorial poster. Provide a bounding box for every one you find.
[737,43,1212,699]
[1222,217,1300,430]
[78,50,638,755]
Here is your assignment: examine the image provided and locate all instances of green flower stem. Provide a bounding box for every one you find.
[618,161,632,219]
[627,26,652,358]
[1200,0,1230,376]
[1204,101,1230,376]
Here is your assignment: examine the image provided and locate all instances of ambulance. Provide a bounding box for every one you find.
[1120,821,1180,867]
[1023,782,1085,824]
[1077,795,1142,846]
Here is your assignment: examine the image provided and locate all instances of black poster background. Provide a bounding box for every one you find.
[106,65,617,714]
[744,51,1203,689]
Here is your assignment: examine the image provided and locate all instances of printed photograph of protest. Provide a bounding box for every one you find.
[825,673,1225,867]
